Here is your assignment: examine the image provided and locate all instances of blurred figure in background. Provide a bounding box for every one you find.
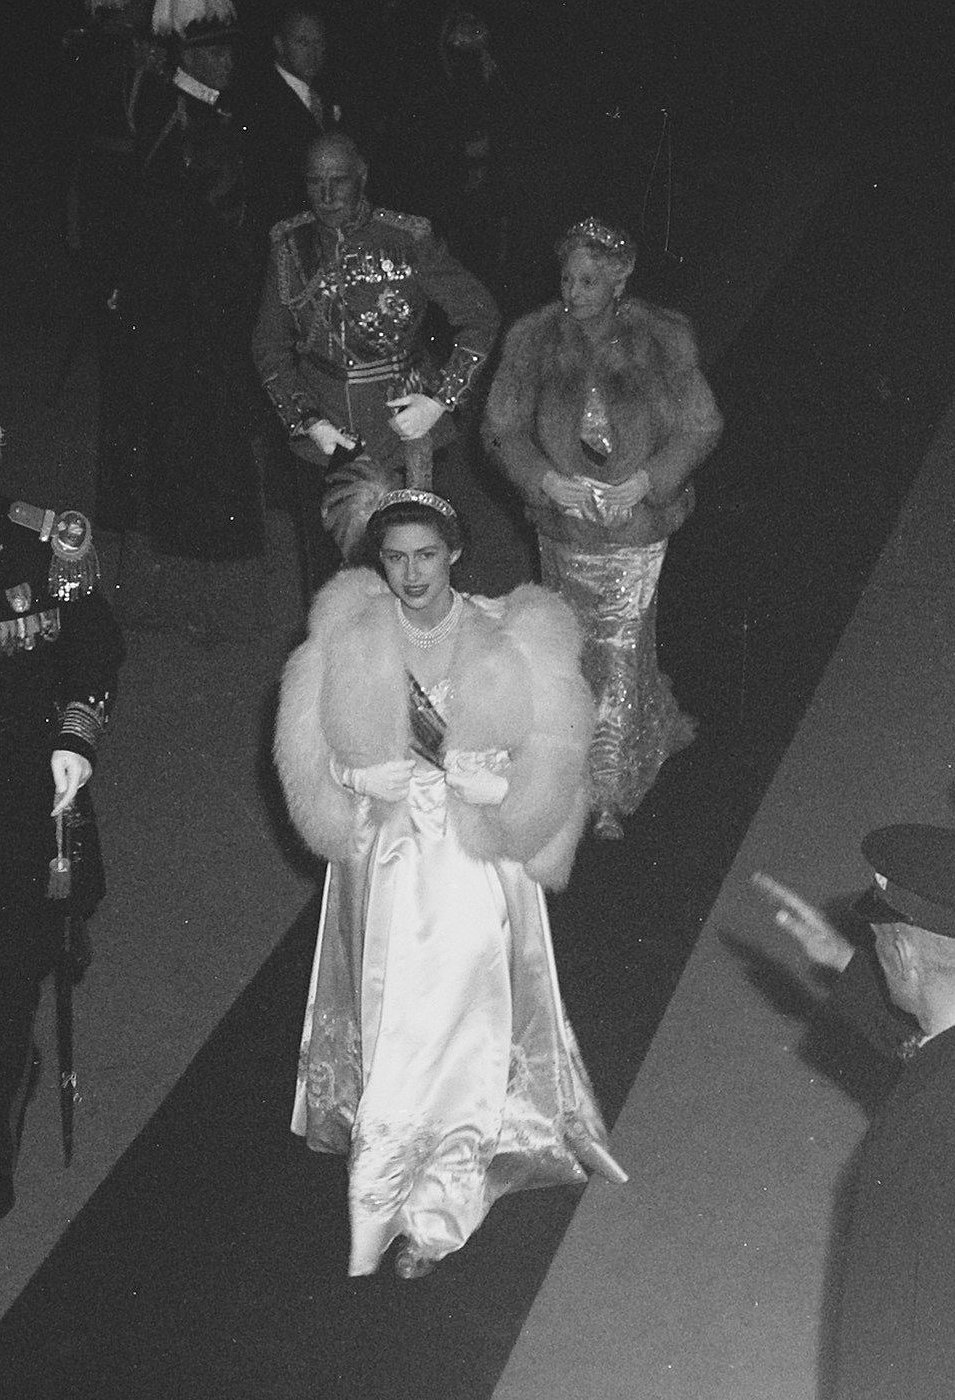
[419,7,513,297]
[96,0,268,575]
[62,0,159,295]
[61,0,165,519]
[245,2,343,232]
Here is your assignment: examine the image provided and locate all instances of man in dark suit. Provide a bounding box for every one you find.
[248,2,341,230]
[757,826,955,1400]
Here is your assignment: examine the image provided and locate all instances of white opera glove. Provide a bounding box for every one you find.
[540,470,599,519]
[51,749,92,818]
[386,394,447,440]
[591,469,651,520]
[306,419,358,456]
[340,758,414,802]
[445,751,509,806]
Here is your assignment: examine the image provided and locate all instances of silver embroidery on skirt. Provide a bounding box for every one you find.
[539,535,695,817]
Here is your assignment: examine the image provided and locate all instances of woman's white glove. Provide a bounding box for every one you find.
[751,873,854,973]
[341,758,414,802]
[445,760,509,806]
[591,469,651,520]
[306,419,358,456]
[51,750,92,817]
[386,394,447,440]
[541,469,598,515]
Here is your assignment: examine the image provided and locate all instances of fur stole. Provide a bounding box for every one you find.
[485,298,705,486]
[274,568,594,888]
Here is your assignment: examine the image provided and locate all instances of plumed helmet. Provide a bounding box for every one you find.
[151,0,239,43]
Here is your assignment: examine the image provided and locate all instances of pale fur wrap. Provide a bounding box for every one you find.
[274,569,595,889]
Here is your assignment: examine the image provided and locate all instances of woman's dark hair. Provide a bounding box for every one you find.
[364,499,467,557]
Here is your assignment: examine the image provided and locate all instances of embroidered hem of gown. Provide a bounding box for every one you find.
[291,749,624,1275]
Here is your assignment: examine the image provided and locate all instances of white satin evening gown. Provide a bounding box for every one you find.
[291,679,625,1275]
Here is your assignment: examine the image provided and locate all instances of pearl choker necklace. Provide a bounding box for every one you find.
[396,590,463,649]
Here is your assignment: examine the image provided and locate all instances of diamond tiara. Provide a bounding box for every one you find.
[373,489,458,520]
[560,216,633,256]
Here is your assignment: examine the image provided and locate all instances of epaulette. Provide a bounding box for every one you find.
[269,210,314,244]
[8,500,100,601]
[372,208,432,240]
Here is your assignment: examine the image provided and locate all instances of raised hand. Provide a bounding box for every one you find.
[752,872,854,972]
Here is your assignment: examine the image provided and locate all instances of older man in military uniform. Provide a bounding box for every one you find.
[0,498,123,1217]
[252,131,500,580]
[756,825,955,1400]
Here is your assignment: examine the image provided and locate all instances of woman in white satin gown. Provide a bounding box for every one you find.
[274,488,626,1279]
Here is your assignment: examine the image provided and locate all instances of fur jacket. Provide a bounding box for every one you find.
[482,298,722,549]
[274,569,594,889]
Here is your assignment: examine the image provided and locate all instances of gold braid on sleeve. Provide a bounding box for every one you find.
[434,346,485,411]
[58,699,107,751]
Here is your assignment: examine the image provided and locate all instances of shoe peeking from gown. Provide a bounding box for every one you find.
[394,1240,438,1280]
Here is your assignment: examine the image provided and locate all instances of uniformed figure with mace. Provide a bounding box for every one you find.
[0,496,123,1217]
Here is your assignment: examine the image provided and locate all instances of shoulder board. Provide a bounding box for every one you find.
[269,211,314,244]
[372,208,432,240]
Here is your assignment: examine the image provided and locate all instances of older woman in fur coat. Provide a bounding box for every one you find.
[275,489,625,1280]
[483,217,723,838]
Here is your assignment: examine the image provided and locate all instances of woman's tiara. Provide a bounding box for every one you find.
[372,489,458,520]
[559,216,633,256]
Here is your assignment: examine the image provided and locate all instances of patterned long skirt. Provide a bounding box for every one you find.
[539,536,695,821]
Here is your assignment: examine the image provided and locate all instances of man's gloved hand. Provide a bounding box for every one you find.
[386,394,447,441]
[752,873,854,973]
[307,419,358,456]
[341,758,415,802]
[51,750,92,818]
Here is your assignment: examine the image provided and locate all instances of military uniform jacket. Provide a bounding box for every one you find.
[0,500,124,924]
[824,951,955,1400]
[252,202,500,470]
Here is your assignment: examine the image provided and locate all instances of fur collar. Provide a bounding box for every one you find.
[515,299,693,419]
[276,568,593,887]
[317,573,536,764]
